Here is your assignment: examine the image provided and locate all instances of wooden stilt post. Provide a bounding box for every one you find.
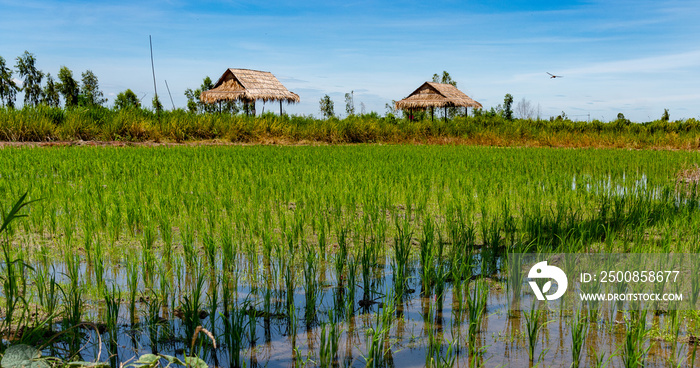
[444,106,447,123]
[280,100,283,115]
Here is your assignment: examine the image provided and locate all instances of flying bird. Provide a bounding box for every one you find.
[547,72,563,79]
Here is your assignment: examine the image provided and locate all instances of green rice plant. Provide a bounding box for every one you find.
[181,223,196,267]
[392,222,412,300]
[666,309,684,367]
[425,299,441,367]
[202,231,217,270]
[523,302,548,363]
[362,310,394,367]
[91,236,105,292]
[126,259,139,326]
[247,302,257,347]
[288,302,299,350]
[466,280,488,356]
[359,239,377,306]
[303,244,319,325]
[181,272,206,351]
[427,338,459,368]
[0,192,37,338]
[570,308,589,368]
[346,258,357,319]
[621,309,651,368]
[221,300,248,368]
[59,271,83,336]
[318,311,340,368]
[335,228,349,287]
[419,219,436,295]
[207,275,219,336]
[283,258,296,310]
[221,225,235,271]
[590,349,613,368]
[103,283,121,361]
[159,215,173,260]
[1,246,29,340]
[43,268,60,333]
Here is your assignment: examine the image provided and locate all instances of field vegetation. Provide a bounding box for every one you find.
[0,145,699,367]
[2,106,700,149]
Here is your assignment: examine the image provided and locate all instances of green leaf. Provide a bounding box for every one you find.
[0,344,46,368]
[136,354,160,365]
[184,356,209,368]
[160,354,185,366]
[1,192,40,234]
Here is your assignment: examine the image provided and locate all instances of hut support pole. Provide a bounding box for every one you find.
[444,106,447,123]
[280,100,283,115]
[431,107,434,122]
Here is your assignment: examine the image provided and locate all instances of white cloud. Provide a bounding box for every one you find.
[562,50,700,77]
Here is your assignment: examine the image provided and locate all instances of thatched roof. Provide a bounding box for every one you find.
[395,82,482,110]
[200,68,300,104]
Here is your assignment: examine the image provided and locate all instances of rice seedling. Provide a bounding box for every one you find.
[621,309,651,368]
[126,259,139,326]
[466,280,488,356]
[523,302,549,363]
[359,239,377,307]
[303,243,319,325]
[346,259,358,319]
[181,271,206,348]
[103,283,121,363]
[318,311,340,368]
[362,294,395,368]
[392,222,412,300]
[221,300,248,368]
[419,219,436,296]
[570,308,589,368]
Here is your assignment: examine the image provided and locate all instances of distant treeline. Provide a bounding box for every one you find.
[1,105,700,149]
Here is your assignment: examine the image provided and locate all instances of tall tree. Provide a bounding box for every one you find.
[432,71,459,119]
[42,73,60,107]
[184,76,235,113]
[114,89,140,110]
[319,94,334,118]
[503,93,514,120]
[57,66,79,107]
[432,71,457,86]
[345,91,355,116]
[15,51,43,107]
[80,70,107,106]
[0,56,19,108]
[152,94,163,112]
[515,97,536,119]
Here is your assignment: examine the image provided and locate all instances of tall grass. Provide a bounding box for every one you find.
[3,105,700,148]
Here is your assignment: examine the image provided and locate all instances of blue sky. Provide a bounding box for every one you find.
[1,0,699,121]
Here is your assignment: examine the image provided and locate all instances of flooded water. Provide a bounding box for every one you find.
[28,252,699,368]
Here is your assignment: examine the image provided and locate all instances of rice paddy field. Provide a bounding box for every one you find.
[1,144,700,367]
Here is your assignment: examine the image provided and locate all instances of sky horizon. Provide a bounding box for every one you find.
[1,0,699,122]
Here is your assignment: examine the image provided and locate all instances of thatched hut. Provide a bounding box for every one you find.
[200,68,300,115]
[395,82,482,121]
